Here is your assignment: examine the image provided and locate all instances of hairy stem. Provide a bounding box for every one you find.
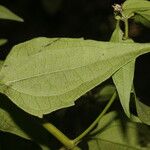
[43,122,74,149]
[73,91,117,144]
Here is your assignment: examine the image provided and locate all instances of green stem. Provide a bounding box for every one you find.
[73,91,117,144]
[124,19,129,39]
[116,19,120,28]
[43,122,74,149]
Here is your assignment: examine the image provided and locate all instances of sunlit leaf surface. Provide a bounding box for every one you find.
[0,38,150,117]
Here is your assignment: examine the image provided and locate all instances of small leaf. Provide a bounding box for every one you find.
[0,39,8,46]
[0,38,150,117]
[135,98,150,125]
[0,108,30,139]
[131,88,150,125]
[110,21,123,42]
[88,111,150,150]
[0,97,30,139]
[0,5,23,22]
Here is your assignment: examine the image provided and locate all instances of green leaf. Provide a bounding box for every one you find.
[40,144,51,150]
[0,38,150,117]
[0,5,23,22]
[131,88,150,125]
[110,23,135,117]
[134,10,150,27]
[122,0,150,18]
[88,111,150,150]
[135,98,150,125]
[113,60,135,117]
[95,85,116,102]
[0,107,30,139]
[0,94,53,148]
[0,95,29,140]
[110,21,123,42]
[0,39,8,46]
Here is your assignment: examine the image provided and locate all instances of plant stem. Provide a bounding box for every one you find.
[73,91,117,144]
[43,91,117,149]
[43,122,74,149]
[124,19,129,39]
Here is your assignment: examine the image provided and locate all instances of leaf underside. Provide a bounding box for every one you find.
[0,38,150,117]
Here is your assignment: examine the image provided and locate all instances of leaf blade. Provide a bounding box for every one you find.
[113,60,135,117]
[111,23,135,117]
[0,38,150,117]
[122,0,150,18]
[0,5,23,22]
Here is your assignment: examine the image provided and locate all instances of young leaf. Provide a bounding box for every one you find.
[88,111,150,150]
[0,39,8,46]
[0,38,150,117]
[122,0,150,18]
[0,5,23,22]
[110,21,123,42]
[111,23,135,117]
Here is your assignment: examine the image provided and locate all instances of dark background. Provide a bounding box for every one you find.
[0,0,150,149]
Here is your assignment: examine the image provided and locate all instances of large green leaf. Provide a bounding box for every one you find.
[0,38,150,117]
[110,24,135,117]
[122,0,150,18]
[88,111,150,150]
[0,5,23,22]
